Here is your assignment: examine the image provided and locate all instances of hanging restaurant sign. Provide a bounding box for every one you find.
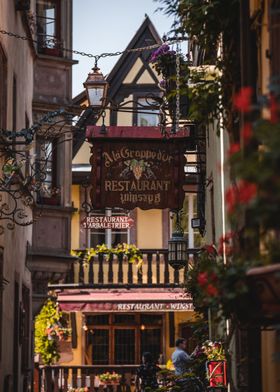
[88,126,191,210]
[81,215,134,229]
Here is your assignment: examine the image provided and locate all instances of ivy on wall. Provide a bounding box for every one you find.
[35,299,70,365]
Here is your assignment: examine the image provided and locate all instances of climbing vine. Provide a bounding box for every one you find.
[71,243,143,267]
[35,299,71,365]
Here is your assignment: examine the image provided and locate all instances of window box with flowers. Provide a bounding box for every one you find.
[99,372,122,385]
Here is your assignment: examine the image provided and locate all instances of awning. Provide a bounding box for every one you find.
[57,289,193,312]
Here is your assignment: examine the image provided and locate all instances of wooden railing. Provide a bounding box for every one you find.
[37,365,139,392]
[51,249,188,288]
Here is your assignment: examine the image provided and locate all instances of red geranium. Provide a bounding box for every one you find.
[234,87,253,113]
[198,272,208,287]
[228,143,240,156]
[238,180,257,204]
[218,232,235,256]
[206,284,219,296]
[269,93,278,124]
[226,180,257,213]
[241,122,252,144]
[203,244,217,255]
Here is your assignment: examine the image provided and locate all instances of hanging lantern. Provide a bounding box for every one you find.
[168,212,188,270]
[84,66,109,108]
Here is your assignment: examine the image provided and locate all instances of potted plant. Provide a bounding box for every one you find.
[150,44,189,119]
[99,372,122,385]
[202,341,226,387]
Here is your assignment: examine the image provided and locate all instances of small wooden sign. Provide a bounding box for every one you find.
[81,215,134,229]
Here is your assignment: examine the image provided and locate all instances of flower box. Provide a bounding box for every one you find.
[207,360,227,387]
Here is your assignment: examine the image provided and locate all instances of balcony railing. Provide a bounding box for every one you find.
[36,365,139,392]
[50,249,189,289]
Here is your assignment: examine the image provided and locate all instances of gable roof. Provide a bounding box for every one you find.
[72,16,162,158]
[72,15,162,107]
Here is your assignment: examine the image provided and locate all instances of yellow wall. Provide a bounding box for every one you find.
[123,58,143,84]
[71,185,80,249]
[72,141,91,165]
[61,311,198,366]
[165,312,198,361]
[137,209,162,248]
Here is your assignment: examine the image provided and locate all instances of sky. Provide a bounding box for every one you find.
[72,0,174,97]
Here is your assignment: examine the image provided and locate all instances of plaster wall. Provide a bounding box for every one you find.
[0,1,35,390]
[204,124,230,246]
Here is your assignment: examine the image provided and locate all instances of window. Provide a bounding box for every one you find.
[171,195,202,248]
[36,138,59,205]
[91,330,109,365]
[21,286,30,371]
[0,44,7,130]
[85,313,163,365]
[137,98,159,126]
[89,208,130,248]
[115,329,135,364]
[13,74,17,131]
[36,0,61,54]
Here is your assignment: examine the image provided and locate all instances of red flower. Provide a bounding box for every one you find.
[198,272,208,287]
[218,232,235,256]
[226,181,257,213]
[203,245,217,255]
[241,123,253,144]
[234,87,253,113]
[210,272,218,282]
[269,93,278,124]
[238,180,257,204]
[206,284,218,296]
[225,186,237,214]
[228,143,240,156]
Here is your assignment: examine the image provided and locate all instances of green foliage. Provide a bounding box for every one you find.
[156,0,241,135]
[186,247,259,322]
[34,299,69,365]
[71,243,143,267]
[228,110,280,261]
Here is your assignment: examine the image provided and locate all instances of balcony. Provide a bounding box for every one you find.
[49,249,190,290]
[36,365,139,392]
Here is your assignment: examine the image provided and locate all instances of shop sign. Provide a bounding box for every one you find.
[81,215,134,229]
[83,302,194,312]
[90,140,187,210]
[116,302,194,312]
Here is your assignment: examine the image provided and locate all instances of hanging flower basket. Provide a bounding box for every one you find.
[150,44,190,120]
[207,360,227,387]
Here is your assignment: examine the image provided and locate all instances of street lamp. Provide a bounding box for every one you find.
[168,212,188,270]
[84,66,109,108]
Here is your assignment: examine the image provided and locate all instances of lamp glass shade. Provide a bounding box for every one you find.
[84,66,109,108]
[87,87,105,107]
